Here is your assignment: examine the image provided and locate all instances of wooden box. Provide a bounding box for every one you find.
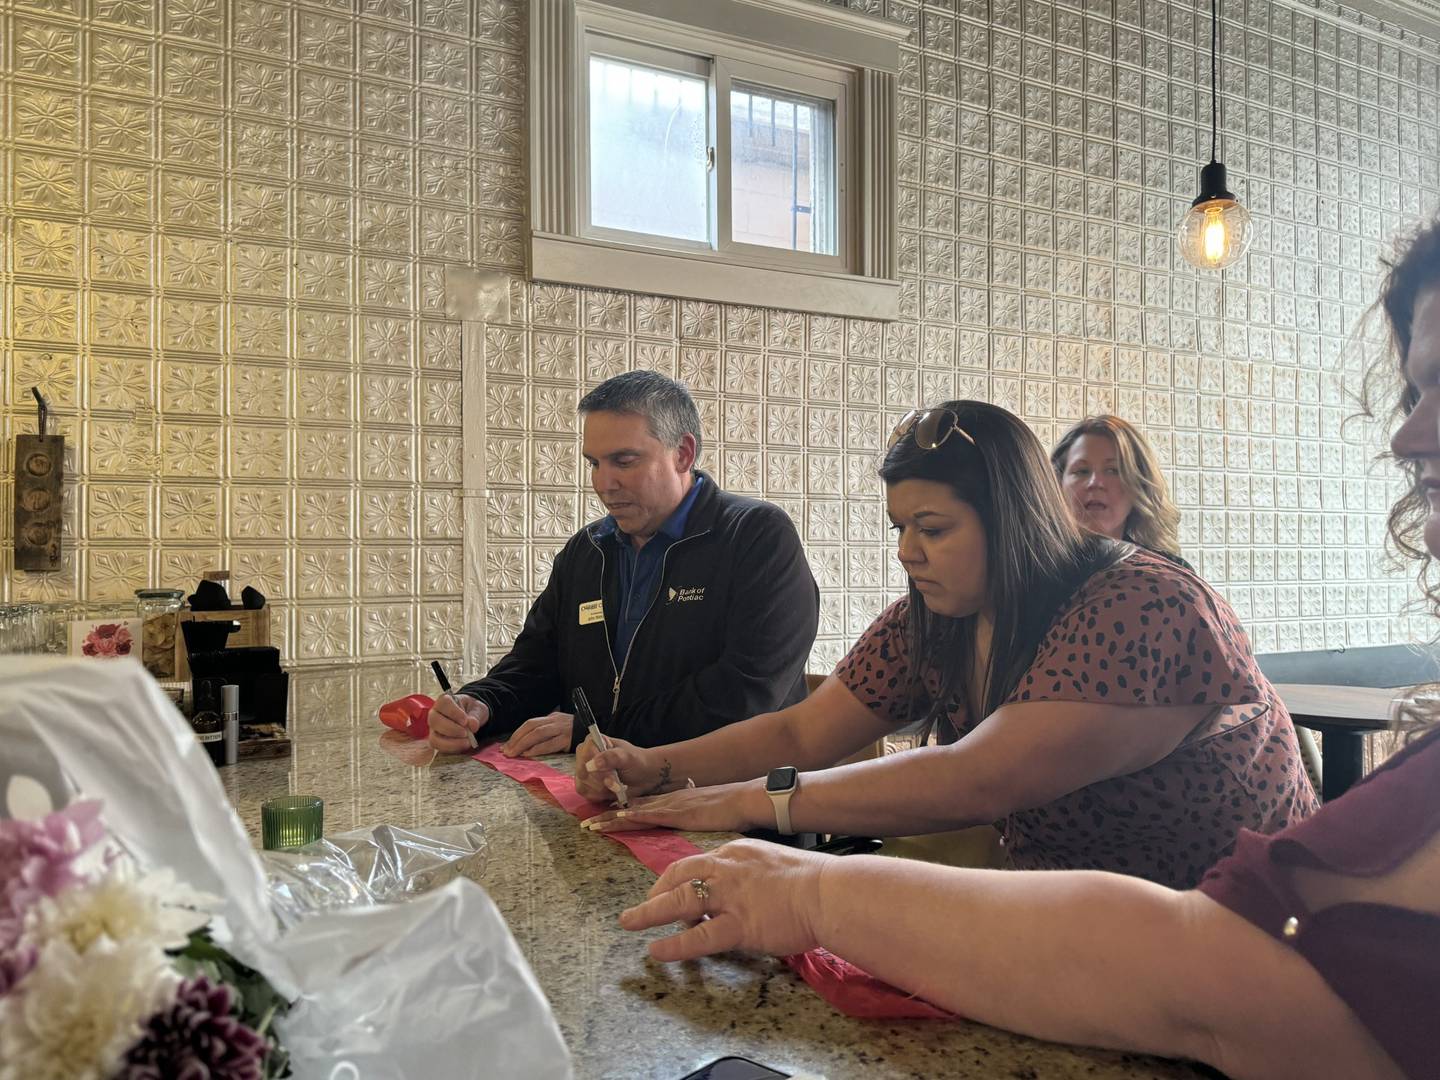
[173,607,271,681]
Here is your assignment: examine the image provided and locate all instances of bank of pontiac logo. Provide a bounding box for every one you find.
[668,586,704,603]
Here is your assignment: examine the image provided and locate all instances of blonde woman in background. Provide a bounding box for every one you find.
[1051,416,1190,568]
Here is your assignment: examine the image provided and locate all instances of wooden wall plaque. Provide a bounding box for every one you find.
[14,433,64,571]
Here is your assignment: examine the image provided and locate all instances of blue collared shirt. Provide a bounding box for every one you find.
[598,475,704,671]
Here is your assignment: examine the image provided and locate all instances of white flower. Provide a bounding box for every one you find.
[26,863,215,957]
[0,935,177,1080]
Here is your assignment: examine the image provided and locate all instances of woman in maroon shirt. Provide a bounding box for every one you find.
[620,224,1440,1080]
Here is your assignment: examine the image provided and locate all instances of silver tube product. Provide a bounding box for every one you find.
[222,683,239,767]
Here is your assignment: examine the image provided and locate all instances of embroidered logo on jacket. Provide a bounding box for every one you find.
[667,586,705,603]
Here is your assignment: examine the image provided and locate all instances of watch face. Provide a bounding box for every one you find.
[765,766,798,793]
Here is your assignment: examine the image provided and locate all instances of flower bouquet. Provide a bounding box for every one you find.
[0,657,574,1080]
[0,800,291,1080]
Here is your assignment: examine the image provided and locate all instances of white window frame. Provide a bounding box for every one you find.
[530,0,905,320]
[716,58,851,273]
[579,36,716,255]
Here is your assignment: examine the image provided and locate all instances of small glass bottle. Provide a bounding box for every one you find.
[135,588,184,679]
[190,710,226,767]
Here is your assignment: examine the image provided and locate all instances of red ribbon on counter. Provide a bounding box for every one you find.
[376,695,951,1018]
[471,744,706,876]
[468,743,953,1019]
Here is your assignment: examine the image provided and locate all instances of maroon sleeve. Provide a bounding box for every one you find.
[832,598,918,726]
[1195,727,1440,1080]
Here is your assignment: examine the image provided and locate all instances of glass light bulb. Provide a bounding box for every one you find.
[1177,196,1252,271]
[1202,209,1228,263]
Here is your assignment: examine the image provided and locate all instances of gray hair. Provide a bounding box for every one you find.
[578,370,703,459]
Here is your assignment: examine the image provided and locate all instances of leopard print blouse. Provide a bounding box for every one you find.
[834,548,1319,888]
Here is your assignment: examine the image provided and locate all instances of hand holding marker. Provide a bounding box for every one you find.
[431,660,478,749]
[573,687,629,807]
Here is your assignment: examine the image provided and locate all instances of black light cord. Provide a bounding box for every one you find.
[1210,0,1219,164]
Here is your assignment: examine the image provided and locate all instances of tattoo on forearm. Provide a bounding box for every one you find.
[657,759,673,793]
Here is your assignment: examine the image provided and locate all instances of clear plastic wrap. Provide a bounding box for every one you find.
[261,823,488,928]
[0,657,573,1080]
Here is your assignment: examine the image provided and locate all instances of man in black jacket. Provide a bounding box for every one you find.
[427,370,819,757]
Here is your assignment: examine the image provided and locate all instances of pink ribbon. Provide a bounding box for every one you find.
[470,743,953,1019]
[472,744,704,875]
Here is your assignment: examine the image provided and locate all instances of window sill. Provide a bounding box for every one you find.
[530,231,900,320]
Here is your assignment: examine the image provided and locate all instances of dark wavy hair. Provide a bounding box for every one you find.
[1362,218,1440,619]
[1360,218,1440,733]
[880,401,1126,739]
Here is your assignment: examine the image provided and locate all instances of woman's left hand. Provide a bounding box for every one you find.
[580,781,765,834]
[619,839,831,961]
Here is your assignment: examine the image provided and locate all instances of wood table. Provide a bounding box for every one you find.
[1273,683,1401,801]
[224,662,1212,1080]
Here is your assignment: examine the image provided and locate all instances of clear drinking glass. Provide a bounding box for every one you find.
[0,607,16,654]
[21,604,42,653]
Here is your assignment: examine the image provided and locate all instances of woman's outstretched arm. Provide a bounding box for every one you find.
[622,843,1399,1080]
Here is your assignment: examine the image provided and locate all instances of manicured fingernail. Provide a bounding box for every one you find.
[467,733,478,749]
[614,811,630,819]
[585,759,599,772]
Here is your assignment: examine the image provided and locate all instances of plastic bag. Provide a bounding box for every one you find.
[0,657,573,1080]
[261,823,487,929]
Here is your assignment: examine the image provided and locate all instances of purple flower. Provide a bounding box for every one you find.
[0,939,37,996]
[0,801,104,948]
[117,976,268,1080]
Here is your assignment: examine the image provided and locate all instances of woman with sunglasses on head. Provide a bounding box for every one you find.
[619,223,1440,1079]
[579,400,1316,890]
[1051,415,1193,571]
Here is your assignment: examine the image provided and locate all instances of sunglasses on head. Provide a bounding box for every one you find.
[886,408,977,452]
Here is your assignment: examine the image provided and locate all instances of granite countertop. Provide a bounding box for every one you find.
[227,664,1210,1080]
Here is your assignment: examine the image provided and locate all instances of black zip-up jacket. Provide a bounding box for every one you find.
[456,473,819,749]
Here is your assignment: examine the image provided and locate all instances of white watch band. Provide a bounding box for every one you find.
[768,785,795,835]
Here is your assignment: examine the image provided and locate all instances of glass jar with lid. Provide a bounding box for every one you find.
[136,588,185,678]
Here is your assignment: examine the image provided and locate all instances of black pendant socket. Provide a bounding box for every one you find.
[1191,161,1236,207]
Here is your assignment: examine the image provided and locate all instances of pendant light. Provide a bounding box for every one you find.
[1177,0,1252,270]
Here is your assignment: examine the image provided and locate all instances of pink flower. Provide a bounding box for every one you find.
[82,624,134,658]
[0,800,105,991]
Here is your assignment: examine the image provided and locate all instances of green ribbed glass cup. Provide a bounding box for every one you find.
[261,795,324,851]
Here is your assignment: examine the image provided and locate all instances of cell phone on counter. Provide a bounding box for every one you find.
[676,1057,790,1080]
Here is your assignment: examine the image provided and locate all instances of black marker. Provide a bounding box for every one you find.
[431,661,475,748]
[573,687,628,807]
[430,660,452,694]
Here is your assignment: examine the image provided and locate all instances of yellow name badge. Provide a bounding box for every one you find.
[578,599,604,626]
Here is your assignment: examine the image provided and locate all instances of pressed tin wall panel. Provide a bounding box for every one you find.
[1,0,1438,675]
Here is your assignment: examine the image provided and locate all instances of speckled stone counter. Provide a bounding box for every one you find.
[226,664,1209,1080]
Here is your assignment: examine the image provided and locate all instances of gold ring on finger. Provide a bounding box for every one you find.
[689,877,710,913]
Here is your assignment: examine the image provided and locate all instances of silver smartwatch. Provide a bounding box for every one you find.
[765,766,800,835]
